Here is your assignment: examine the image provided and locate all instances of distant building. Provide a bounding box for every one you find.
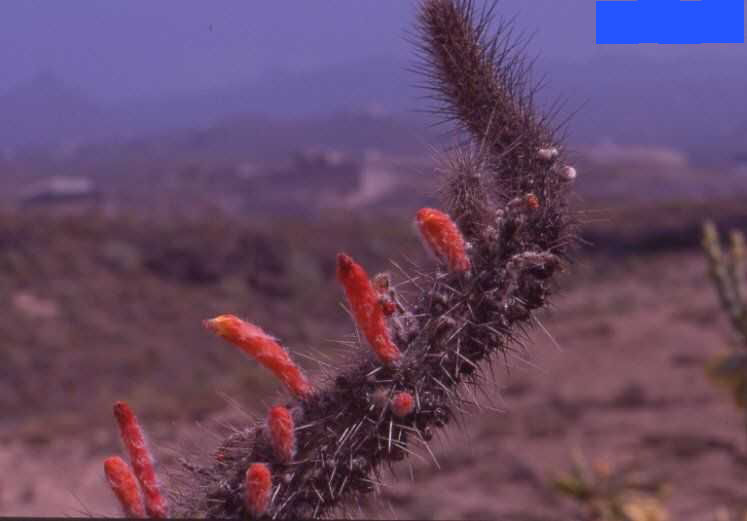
[21,176,101,207]
[240,148,362,215]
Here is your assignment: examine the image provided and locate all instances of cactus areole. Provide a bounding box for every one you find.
[103,1,577,518]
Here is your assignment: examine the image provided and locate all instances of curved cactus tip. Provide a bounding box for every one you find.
[203,313,247,338]
[415,207,471,273]
[203,313,313,399]
[335,251,402,365]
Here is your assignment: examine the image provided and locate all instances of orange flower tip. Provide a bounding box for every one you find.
[203,314,239,336]
[391,392,415,418]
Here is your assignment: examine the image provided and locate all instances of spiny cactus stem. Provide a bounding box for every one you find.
[105,1,577,518]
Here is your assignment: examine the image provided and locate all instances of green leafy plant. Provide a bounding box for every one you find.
[102,1,578,518]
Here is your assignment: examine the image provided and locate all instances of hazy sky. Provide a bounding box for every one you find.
[1,1,744,102]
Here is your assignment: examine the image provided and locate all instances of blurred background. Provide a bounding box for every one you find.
[1,1,747,518]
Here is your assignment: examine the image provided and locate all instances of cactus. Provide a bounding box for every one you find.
[701,221,747,441]
[102,0,578,518]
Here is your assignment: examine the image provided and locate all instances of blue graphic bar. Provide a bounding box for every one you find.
[596,0,745,44]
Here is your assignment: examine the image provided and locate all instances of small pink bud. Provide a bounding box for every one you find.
[268,406,296,464]
[204,315,312,399]
[390,392,415,418]
[415,208,471,272]
[103,456,146,518]
[560,165,577,181]
[113,401,168,519]
[336,253,401,365]
[246,463,272,516]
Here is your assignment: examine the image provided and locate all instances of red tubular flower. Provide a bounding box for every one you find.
[103,456,146,518]
[336,253,401,365]
[525,193,540,210]
[390,392,415,418]
[203,315,312,399]
[113,401,168,519]
[246,463,272,516]
[415,208,471,272]
[268,405,296,464]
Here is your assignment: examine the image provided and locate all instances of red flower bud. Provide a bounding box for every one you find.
[268,406,296,464]
[415,208,470,272]
[103,456,146,518]
[391,392,415,418]
[246,463,272,516]
[336,253,401,365]
[113,401,168,518]
[204,315,312,399]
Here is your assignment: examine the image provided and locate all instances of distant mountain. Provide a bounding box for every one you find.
[543,52,747,164]
[111,56,416,134]
[0,72,112,146]
[0,58,418,148]
[1,53,747,165]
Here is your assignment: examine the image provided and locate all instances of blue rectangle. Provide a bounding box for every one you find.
[597,0,745,44]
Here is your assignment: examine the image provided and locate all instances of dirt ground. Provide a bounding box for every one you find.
[2,212,747,519]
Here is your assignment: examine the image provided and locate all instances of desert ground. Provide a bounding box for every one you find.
[1,201,747,520]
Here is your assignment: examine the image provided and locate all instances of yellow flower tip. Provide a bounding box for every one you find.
[203,314,239,337]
